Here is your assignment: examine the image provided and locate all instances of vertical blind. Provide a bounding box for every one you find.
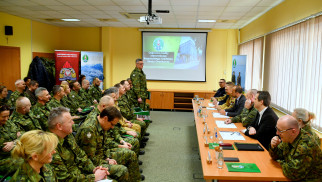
[238,37,263,91]
[264,15,322,131]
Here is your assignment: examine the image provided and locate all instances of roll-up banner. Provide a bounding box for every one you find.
[232,55,246,90]
[55,50,80,85]
[80,51,104,90]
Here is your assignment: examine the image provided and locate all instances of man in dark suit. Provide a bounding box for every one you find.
[213,79,226,97]
[243,91,278,150]
[219,85,246,117]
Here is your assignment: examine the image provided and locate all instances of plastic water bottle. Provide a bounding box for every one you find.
[217,148,224,169]
[214,127,218,144]
[198,106,202,117]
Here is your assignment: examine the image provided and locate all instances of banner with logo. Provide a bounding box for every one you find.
[80,51,104,90]
[55,50,80,85]
[232,55,247,90]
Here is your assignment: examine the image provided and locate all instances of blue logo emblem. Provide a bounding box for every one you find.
[153,38,164,51]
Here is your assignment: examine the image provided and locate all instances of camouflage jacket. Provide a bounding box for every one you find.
[125,89,138,108]
[25,89,37,106]
[31,102,51,131]
[269,129,322,181]
[302,124,321,146]
[50,134,96,182]
[69,90,87,109]
[117,95,136,121]
[79,88,93,106]
[10,111,42,132]
[0,120,23,175]
[7,90,25,108]
[88,86,102,103]
[219,95,235,110]
[76,116,120,163]
[114,104,137,132]
[0,120,20,160]
[46,98,63,111]
[231,106,258,127]
[10,162,57,182]
[130,67,148,99]
[61,95,79,115]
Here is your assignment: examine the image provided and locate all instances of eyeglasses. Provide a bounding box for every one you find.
[275,126,293,133]
[219,82,224,84]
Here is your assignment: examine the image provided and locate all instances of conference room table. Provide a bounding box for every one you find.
[193,99,289,182]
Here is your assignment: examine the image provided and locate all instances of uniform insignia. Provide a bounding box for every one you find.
[37,115,40,118]
[133,74,135,76]
[72,95,75,98]
[12,98,14,101]
[87,132,92,138]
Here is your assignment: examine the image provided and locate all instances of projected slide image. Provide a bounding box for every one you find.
[143,36,203,69]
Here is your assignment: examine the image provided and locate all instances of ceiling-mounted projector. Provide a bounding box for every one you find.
[139,15,162,25]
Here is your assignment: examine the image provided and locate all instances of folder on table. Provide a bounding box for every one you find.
[226,163,261,173]
[234,142,264,151]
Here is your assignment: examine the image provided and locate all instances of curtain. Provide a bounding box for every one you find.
[264,15,322,131]
[238,37,263,90]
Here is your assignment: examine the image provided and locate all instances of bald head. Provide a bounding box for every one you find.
[99,96,114,107]
[16,97,30,108]
[278,115,299,130]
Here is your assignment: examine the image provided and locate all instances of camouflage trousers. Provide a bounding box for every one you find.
[102,163,129,182]
[123,136,140,156]
[109,148,140,182]
[131,120,148,140]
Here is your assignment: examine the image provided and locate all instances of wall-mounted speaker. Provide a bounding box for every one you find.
[5,26,13,36]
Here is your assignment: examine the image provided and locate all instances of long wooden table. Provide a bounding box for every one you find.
[193,100,289,182]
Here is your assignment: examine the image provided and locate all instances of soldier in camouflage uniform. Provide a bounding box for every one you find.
[0,105,23,175]
[31,87,51,130]
[126,78,139,108]
[0,85,8,106]
[80,79,95,106]
[269,115,322,181]
[60,83,82,115]
[89,77,102,103]
[25,80,39,106]
[225,89,258,127]
[7,79,26,108]
[130,59,149,111]
[69,81,90,109]
[9,97,42,132]
[48,107,124,181]
[85,96,142,156]
[10,130,58,181]
[46,85,65,111]
[76,106,144,181]
[292,108,321,146]
[214,82,235,110]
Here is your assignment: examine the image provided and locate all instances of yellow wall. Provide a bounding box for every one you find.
[101,28,238,90]
[0,12,32,78]
[32,21,60,53]
[59,27,101,52]
[240,0,322,43]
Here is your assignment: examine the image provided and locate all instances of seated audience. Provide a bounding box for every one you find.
[292,108,320,146]
[48,107,122,181]
[46,85,65,110]
[269,115,322,181]
[0,85,8,105]
[7,79,26,108]
[10,130,58,181]
[69,80,90,108]
[76,106,143,181]
[219,85,246,117]
[80,79,95,105]
[244,91,278,150]
[89,77,103,103]
[25,80,39,106]
[225,89,258,127]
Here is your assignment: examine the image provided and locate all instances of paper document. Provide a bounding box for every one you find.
[219,131,245,140]
[215,120,237,128]
[97,180,113,182]
[208,103,215,107]
[207,107,217,110]
[212,112,230,119]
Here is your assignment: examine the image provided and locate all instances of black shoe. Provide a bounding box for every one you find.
[144,132,150,136]
[139,160,143,165]
[142,137,149,142]
[149,120,153,123]
[139,150,145,155]
[140,169,143,173]
[141,175,145,181]
[140,142,146,148]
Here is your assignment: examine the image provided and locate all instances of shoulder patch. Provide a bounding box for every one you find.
[132,74,135,77]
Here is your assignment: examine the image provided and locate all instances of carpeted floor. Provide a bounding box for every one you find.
[140,111,205,182]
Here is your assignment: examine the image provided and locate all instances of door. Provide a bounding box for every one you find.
[0,46,21,91]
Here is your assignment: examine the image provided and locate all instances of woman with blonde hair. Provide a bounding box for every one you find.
[292,108,320,146]
[10,130,58,181]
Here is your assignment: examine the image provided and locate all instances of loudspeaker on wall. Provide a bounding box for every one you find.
[5,26,13,35]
